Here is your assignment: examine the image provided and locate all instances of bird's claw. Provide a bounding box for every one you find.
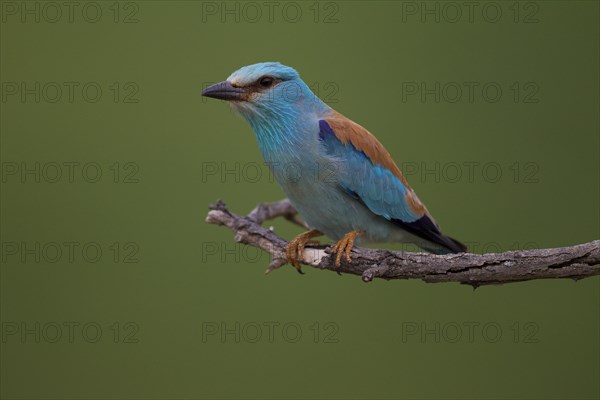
[330,230,362,267]
[285,230,322,274]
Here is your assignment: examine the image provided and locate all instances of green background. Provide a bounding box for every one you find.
[1,1,599,399]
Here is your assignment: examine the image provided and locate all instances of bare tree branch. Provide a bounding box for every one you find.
[205,199,600,287]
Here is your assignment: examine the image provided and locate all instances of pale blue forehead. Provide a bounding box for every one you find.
[227,62,299,86]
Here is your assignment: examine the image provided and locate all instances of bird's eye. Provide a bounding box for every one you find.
[259,77,274,88]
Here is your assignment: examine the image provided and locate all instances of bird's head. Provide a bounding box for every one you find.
[202,62,325,124]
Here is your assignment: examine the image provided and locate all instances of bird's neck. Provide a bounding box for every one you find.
[242,87,331,162]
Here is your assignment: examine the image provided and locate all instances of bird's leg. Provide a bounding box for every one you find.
[286,229,322,274]
[331,230,363,267]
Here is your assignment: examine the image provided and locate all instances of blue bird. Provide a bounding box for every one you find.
[202,62,466,272]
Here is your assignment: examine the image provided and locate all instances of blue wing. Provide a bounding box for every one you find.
[318,118,423,223]
[319,115,467,254]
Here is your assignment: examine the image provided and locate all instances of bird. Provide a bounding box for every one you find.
[202,62,467,273]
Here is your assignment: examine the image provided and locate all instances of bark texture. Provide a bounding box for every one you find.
[205,199,600,287]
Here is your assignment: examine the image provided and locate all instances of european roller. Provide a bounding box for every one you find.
[202,62,466,273]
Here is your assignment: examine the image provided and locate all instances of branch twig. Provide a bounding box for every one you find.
[205,199,600,287]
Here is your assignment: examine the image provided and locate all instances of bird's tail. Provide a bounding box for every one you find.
[421,234,468,255]
[391,215,468,255]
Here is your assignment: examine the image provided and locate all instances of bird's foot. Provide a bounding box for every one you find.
[331,230,363,267]
[286,229,322,274]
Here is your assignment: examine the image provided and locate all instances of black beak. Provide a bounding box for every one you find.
[201,81,246,101]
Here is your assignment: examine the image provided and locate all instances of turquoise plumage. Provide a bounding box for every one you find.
[202,62,466,271]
